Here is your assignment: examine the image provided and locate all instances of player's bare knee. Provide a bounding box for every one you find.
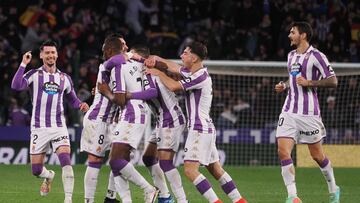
[309,150,324,164]
[277,148,290,160]
[183,167,194,179]
[88,154,103,163]
[311,155,324,165]
[206,162,224,179]
[184,165,198,179]
[142,155,157,167]
[111,143,131,160]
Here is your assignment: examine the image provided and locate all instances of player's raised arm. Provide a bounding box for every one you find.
[97,81,126,109]
[65,90,89,112]
[11,51,33,90]
[145,55,182,74]
[103,54,126,70]
[64,74,89,112]
[146,68,183,92]
[296,75,338,88]
[127,75,159,100]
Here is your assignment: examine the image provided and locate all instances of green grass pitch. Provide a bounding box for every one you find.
[0,165,358,203]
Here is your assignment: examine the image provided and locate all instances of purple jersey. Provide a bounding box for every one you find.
[86,63,117,123]
[107,59,148,124]
[283,46,335,115]
[179,67,214,133]
[11,66,81,129]
[144,74,185,128]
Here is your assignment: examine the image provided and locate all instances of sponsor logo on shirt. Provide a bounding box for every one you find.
[290,62,302,76]
[43,81,60,95]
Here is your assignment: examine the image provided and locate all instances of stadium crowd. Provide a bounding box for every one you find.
[0,0,359,142]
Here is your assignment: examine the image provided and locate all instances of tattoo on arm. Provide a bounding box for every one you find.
[308,76,338,88]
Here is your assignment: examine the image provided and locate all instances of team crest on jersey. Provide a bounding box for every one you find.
[290,62,302,76]
[43,81,60,95]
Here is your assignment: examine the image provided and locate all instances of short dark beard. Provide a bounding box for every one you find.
[46,63,55,68]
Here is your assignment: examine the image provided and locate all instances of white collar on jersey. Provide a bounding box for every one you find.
[41,66,60,74]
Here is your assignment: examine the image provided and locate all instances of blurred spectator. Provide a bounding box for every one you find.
[21,22,45,52]
[7,96,30,126]
[216,99,238,129]
[122,0,157,35]
[337,77,360,131]
[323,96,340,129]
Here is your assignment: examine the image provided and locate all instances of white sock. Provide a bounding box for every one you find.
[114,175,132,202]
[120,162,153,192]
[281,163,297,197]
[147,163,170,198]
[84,167,100,201]
[106,171,117,199]
[193,174,218,202]
[39,167,52,179]
[165,169,187,203]
[62,165,74,200]
[319,159,337,193]
[218,172,242,202]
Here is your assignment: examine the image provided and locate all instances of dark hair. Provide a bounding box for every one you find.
[187,41,208,60]
[105,33,124,40]
[104,36,122,53]
[40,40,58,51]
[131,44,150,58]
[290,21,313,42]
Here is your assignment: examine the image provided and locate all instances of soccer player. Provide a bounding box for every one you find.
[11,40,89,203]
[145,41,247,203]
[81,36,130,203]
[274,21,340,203]
[125,45,188,203]
[98,44,158,203]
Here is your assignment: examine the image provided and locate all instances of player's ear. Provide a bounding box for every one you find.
[192,54,200,63]
[301,33,307,41]
[39,51,43,59]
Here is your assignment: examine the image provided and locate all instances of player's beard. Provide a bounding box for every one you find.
[46,62,55,67]
[290,39,299,48]
[45,58,56,67]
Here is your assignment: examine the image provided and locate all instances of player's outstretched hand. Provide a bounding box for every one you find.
[79,102,89,113]
[22,51,32,65]
[275,81,286,93]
